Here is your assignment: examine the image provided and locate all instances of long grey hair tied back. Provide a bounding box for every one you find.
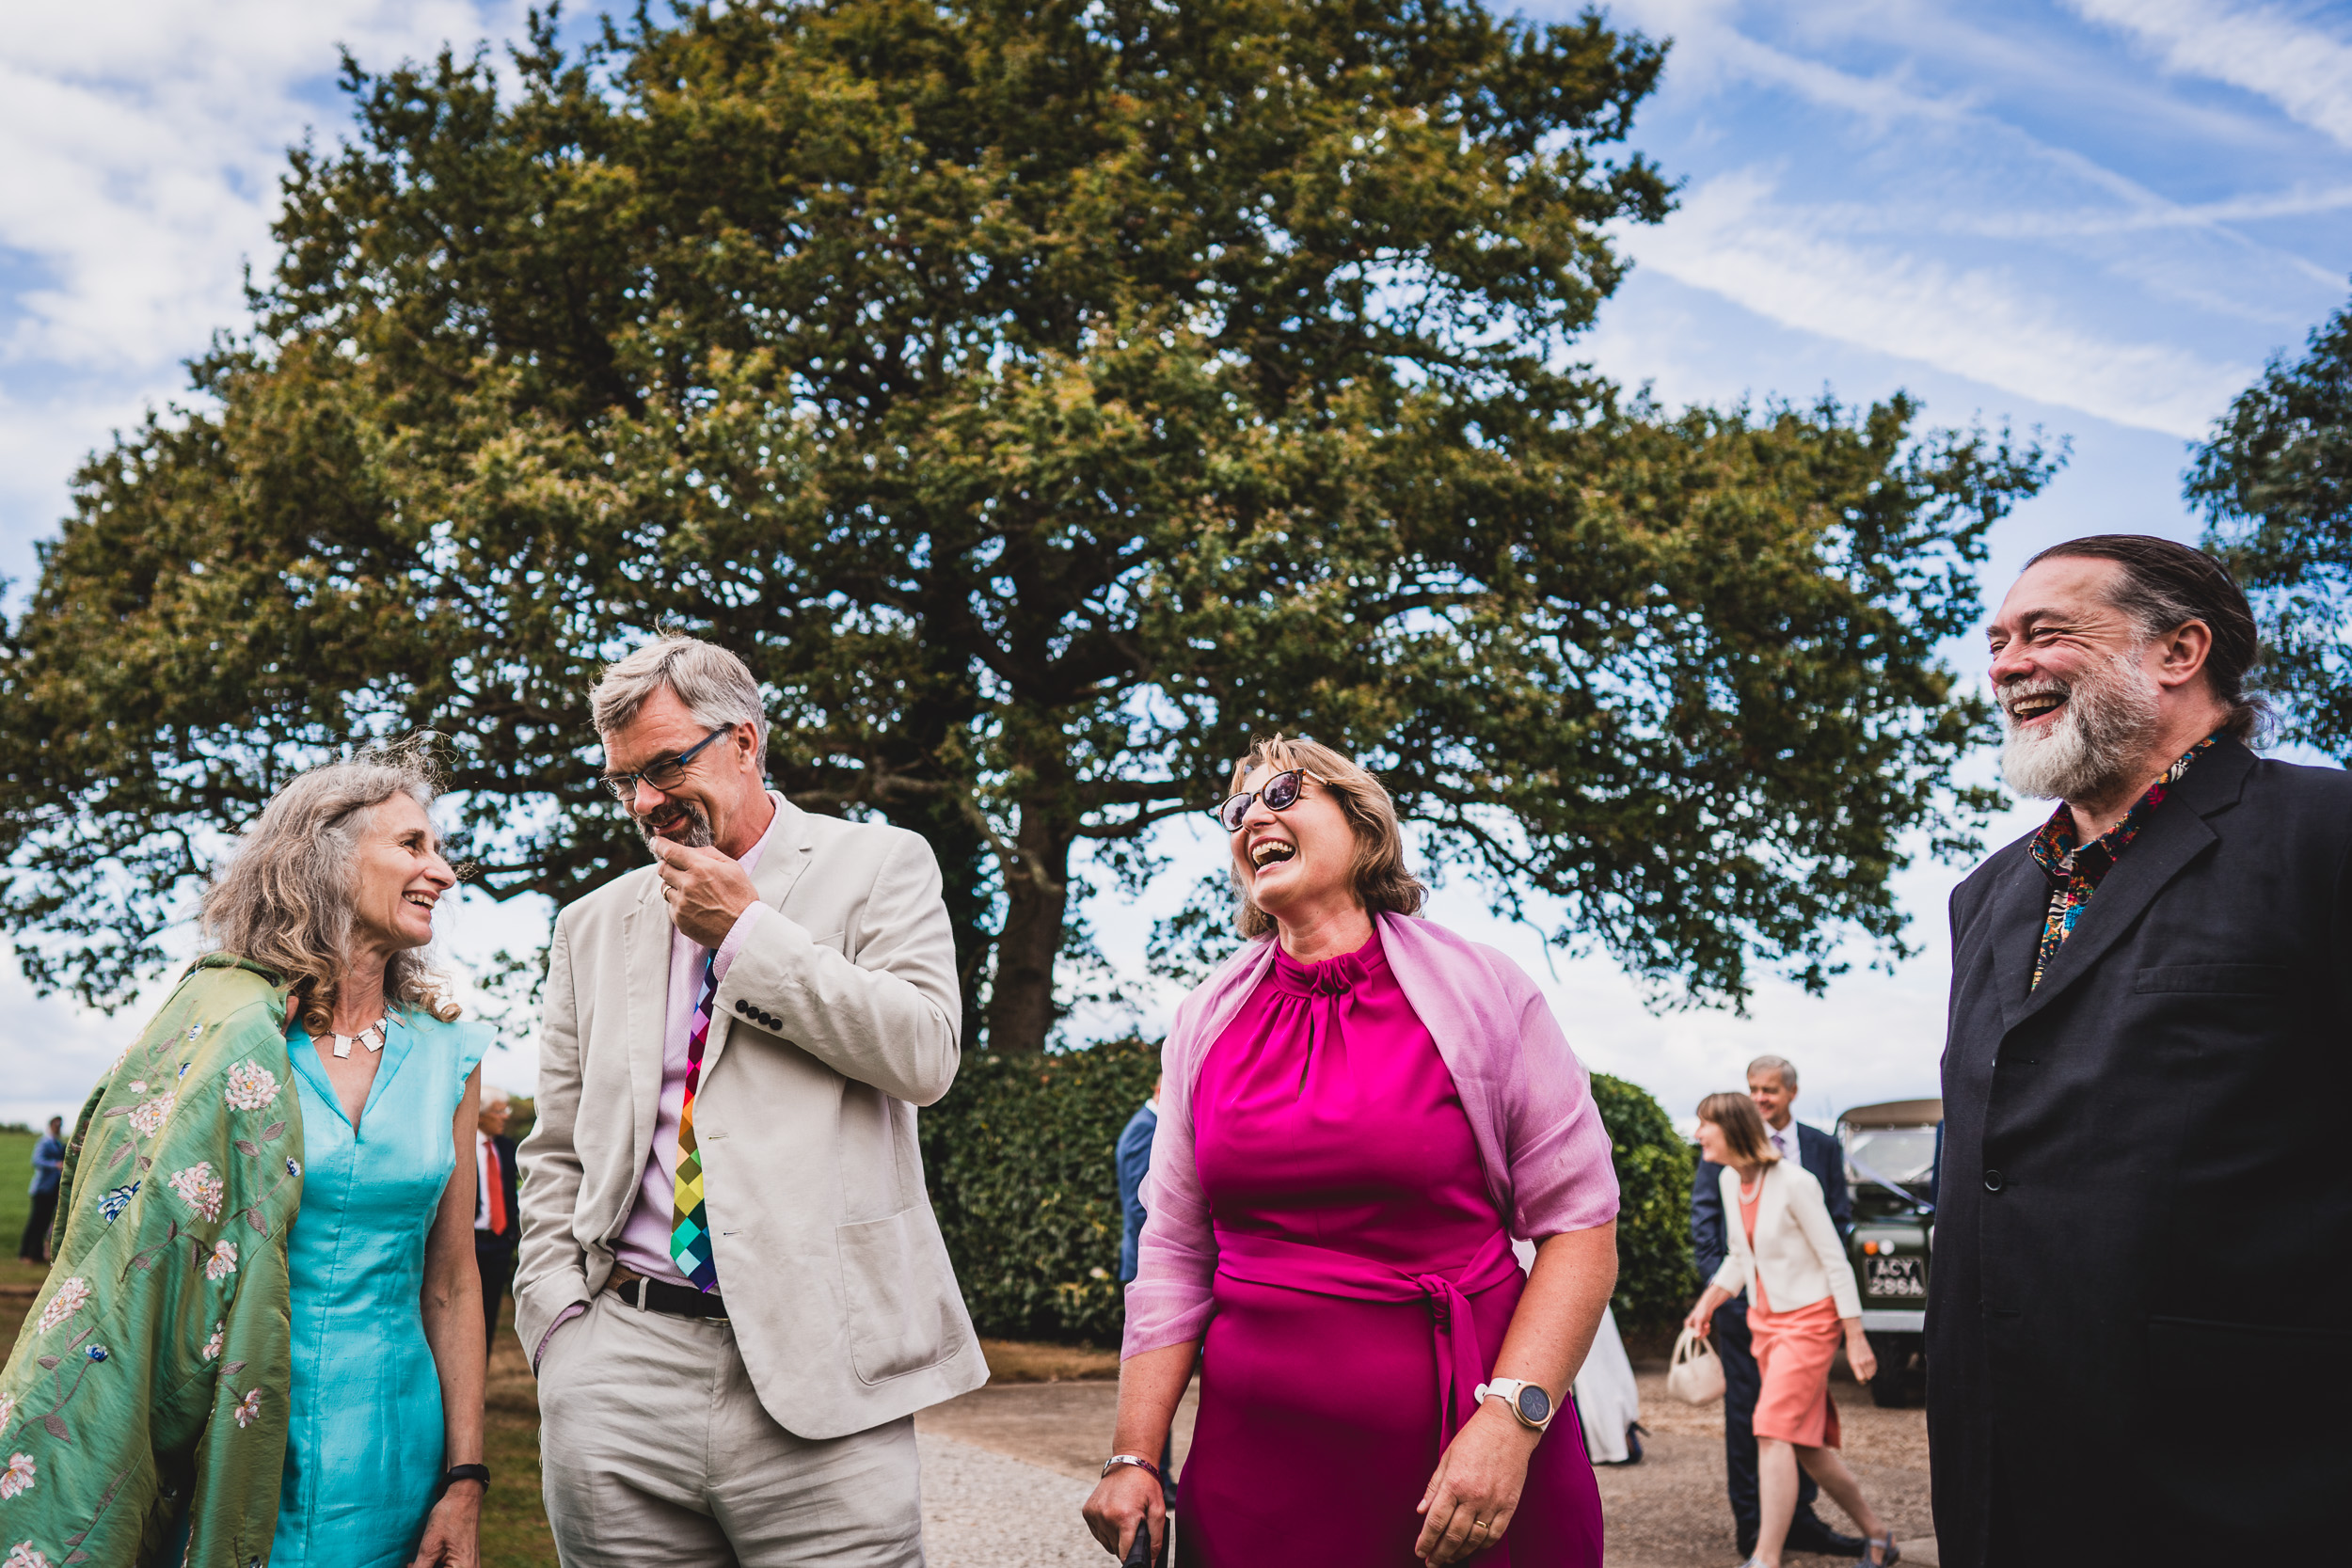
[199,739,461,1036]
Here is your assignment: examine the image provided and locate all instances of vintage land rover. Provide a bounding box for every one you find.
[1837,1097,1941,1408]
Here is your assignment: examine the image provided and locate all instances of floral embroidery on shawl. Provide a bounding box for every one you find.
[0,956,306,1568]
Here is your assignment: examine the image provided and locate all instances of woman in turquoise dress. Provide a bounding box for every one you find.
[209,747,493,1568]
[0,744,490,1567]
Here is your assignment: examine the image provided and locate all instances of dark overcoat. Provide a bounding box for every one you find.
[1930,737,2351,1564]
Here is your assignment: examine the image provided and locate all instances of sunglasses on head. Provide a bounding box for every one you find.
[1210,768,1315,834]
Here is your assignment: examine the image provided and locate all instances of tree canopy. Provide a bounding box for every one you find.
[2192,291,2352,757]
[0,0,2052,1049]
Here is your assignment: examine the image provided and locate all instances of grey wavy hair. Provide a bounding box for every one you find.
[199,740,460,1035]
[591,635,768,761]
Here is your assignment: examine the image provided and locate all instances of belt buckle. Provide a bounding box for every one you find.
[626,1276,649,1311]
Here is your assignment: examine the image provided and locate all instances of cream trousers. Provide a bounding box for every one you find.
[537,1291,926,1567]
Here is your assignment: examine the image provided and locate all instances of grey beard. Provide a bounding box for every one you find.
[1999,651,2162,801]
[633,800,714,851]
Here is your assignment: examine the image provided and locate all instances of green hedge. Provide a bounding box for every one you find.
[921,1046,1697,1346]
[1588,1071,1701,1332]
[920,1039,1162,1345]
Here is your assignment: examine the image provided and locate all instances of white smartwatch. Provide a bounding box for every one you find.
[1473,1377,1554,1432]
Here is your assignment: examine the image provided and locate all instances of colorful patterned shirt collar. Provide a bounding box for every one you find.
[2026,732,2220,990]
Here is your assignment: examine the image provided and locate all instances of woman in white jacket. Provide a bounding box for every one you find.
[1687,1093,1897,1568]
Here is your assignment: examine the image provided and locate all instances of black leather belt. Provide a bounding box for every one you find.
[607,1270,728,1323]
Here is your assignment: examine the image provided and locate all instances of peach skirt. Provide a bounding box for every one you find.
[1748,1295,1844,1449]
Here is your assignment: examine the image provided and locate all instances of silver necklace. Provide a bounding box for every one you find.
[328,1016,389,1059]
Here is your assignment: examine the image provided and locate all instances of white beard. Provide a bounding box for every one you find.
[634,800,715,850]
[1999,651,2163,802]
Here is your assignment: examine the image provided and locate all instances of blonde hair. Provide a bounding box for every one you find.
[1697,1092,1780,1167]
[199,739,461,1035]
[1225,735,1426,941]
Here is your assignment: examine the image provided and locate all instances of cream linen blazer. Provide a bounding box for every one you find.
[1709,1159,1863,1319]
[514,798,986,1439]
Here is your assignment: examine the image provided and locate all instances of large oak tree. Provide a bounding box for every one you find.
[2192,290,2352,757]
[0,0,2051,1049]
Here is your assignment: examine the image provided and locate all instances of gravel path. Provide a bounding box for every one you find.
[915,1365,1943,1568]
[918,1431,1105,1568]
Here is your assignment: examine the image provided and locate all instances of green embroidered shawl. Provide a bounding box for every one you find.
[0,957,305,1568]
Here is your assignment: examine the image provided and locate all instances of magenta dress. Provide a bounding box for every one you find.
[1177,933,1605,1567]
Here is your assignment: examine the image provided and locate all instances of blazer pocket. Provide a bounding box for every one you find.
[2131,963,2291,995]
[834,1207,963,1385]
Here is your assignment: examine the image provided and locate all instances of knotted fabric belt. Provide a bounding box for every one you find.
[1213,1227,1521,1448]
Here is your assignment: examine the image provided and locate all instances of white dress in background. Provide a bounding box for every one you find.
[1510,1238,1643,1464]
[1572,1307,1643,1464]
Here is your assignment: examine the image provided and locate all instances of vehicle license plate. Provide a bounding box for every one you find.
[1866,1256,1925,1299]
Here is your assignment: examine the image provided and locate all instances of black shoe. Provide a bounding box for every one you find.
[1784,1511,1867,1558]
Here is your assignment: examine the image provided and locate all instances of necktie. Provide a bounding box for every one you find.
[484,1141,507,1237]
[670,951,721,1292]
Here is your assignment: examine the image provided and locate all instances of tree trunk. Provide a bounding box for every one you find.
[985,811,1072,1054]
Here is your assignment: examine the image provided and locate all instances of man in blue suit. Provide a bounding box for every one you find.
[1116,1078,1160,1283]
[1692,1054,1861,1559]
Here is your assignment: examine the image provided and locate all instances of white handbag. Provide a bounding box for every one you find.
[1666,1326,1725,1405]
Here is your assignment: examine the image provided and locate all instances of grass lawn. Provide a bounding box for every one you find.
[0,1128,59,1292]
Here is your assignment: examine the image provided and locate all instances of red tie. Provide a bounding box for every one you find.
[485,1141,508,1236]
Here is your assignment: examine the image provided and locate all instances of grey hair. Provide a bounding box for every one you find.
[1746,1054,1798,1091]
[199,739,460,1035]
[483,1084,512,1109]
[592,636,768,762]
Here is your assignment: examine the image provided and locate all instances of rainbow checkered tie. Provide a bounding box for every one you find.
[670,951,721,1292]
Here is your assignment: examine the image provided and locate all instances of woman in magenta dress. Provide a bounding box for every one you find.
[1083,736,1621,1567]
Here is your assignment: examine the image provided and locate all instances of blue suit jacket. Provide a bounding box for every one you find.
[1692,1119,1851,1314]
[1115,1102,1157,1283]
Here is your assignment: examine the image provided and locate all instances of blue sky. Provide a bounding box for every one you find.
[0,0,2345,1131]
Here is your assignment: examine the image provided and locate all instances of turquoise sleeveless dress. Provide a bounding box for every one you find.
[276,1009,491,1568]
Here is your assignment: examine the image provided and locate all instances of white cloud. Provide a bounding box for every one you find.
[1620,169,2256,437]
[2072,0,2352,148]
[0,3,516,373]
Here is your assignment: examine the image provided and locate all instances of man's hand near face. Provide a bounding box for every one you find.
[650,836,760,947]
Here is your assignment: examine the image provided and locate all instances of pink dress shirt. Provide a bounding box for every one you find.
[532,793,782,1362]
[612,791,785,1283]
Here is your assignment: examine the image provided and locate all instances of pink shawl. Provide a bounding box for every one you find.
[1121,911,1621,1359]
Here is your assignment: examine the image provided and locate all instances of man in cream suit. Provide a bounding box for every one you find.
[516,635,985,1566]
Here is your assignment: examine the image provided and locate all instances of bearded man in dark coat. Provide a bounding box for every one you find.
[1931,535,2348,1565]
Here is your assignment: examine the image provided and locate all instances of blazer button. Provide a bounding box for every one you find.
[1983,1168,2005,1193]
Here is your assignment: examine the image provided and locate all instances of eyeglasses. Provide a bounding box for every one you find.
[599,726,730,801]
[1209,768,1314,834]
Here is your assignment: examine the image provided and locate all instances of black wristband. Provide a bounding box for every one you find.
[437,1464,490,1498]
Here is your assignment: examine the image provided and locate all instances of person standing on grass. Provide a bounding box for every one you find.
[1687,1094,1896,1568]
[1933,537,2351,1562]
[1691,1056,1862,1560]
[514,636,982,1568]
[473,1087,522,1353]
[18,1116,64,1263]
